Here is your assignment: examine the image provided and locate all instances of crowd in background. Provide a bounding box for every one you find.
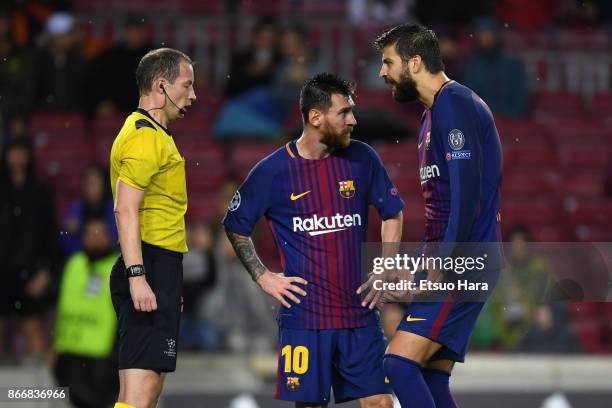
[0,0,610,382]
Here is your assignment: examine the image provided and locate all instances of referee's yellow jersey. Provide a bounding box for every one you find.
[110,108,188,253]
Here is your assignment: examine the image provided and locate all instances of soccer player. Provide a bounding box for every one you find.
[373,24,503,407]
[109,48,196,408]
[223,73,403,408]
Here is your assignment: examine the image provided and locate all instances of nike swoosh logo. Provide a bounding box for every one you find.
[406,315,427,322]
[290,191,311,201]
[308,228,345,236]
[420,179,429,185]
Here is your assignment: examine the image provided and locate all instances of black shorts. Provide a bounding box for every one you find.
[110,242,183,372]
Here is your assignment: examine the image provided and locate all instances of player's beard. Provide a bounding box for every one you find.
[320,122,351,151]
[385,69,420,103]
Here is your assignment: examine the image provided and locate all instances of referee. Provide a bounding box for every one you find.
[109,48,196,408]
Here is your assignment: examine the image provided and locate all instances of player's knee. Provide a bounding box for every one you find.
[360,394,393,408]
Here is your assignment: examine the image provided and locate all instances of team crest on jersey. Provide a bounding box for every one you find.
[338,180,356,199]
[448,129,465,150]
[286,377,300,391]
[425,131,431,150]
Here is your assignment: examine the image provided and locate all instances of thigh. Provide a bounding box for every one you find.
[276,328,333,405]
[397,300,485,363]
[332,326,392,404]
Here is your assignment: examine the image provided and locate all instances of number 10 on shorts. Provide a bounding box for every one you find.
[281,345,309,374]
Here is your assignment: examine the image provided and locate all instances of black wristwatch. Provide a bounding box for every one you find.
[126,264,146,277]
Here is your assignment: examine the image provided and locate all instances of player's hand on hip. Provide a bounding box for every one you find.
[128,275,158,312]
[256,271,307,308]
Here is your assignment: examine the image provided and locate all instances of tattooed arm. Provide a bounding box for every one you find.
[225,230,267,281]
[225,229,308,308]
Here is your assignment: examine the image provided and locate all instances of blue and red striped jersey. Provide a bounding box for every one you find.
[223,139,404,330]
[418,81,503,263]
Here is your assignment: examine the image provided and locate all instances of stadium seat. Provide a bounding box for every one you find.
[560,168,606,197]
[502,166,561,195]
[495,118,550,144]
[566,197,612,225]
[502,138,557,167]
[557,141,610,168]
[532,91,585,118]
[557,29,609,52]
[503,196,562,225]
[28,112,86,137]
[185,193,218,221]
[571,319,604,353]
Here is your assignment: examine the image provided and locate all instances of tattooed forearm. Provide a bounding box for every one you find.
[225,229,267,281]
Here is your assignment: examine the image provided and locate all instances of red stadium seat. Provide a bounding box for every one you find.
[186,193,218,221]
[495,118,550,144]
[529,223,573,242]
[502,166,561,195]
[502,138,557,167]
[571,320,604,353]
[558,29,609,52]
[501,30,549,51]
[560,168,606,197]
[574,224,612,242]
[28,112,86,137]
[230,141,281,179]
[503,196,562,225]
[532,91,585,118]
[566,197,612,225]
[558,141,610,168]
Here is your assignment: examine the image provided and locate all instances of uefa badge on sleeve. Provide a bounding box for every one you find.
[228,190,241,211]
[448,129,465,150]
[338,180,356,199]
[286,376,301,391]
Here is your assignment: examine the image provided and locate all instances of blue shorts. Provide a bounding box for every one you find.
[276,326,392,404]
[397,268,500,362]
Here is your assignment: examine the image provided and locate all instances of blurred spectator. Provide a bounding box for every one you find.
[0,32,34,141]
[494,0,556,30]
[0,138,58,356]
[60,165,118,256]
[53,218,119,408]
[557,0,612,28]
[193,181,276,352]
[462,18,529,117]
[517,303,581,353]
[84,15,152,117]
[413,0,490,26]
[225,17,280,99]
[33,12,85,111]
[348,0,416,26]
[435,26,462,79]
[486,225,552,349]
[180,221,220,351]
[273,24,327,119]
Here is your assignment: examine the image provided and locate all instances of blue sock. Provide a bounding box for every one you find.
[382,354,435,408]
[423,368,458,408]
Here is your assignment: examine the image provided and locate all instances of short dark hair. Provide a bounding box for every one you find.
[374,23,444,74]
[300,73,355,123]
[136,48,192,96]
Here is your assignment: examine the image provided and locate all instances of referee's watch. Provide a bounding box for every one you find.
[126,264,146,278]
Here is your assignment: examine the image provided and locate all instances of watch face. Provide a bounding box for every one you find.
[127,265,145,276]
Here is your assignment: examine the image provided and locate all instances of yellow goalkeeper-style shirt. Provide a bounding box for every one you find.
[110,108,188,253]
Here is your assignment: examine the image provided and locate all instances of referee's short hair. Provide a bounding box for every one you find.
[136,48,193,96]
[300,73,355,124]
[374,23,444,74]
